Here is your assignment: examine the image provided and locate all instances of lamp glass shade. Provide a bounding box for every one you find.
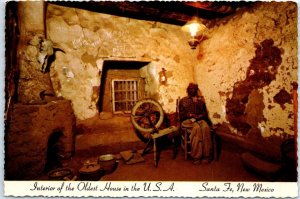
[181,17,207,37]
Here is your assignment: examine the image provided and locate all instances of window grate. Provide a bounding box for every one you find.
[112,79,138,113]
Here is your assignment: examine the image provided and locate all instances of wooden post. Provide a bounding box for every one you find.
[292,82,298,159]
[153,138,157,167]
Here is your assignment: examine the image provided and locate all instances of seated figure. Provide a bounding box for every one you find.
[179,83,213,164]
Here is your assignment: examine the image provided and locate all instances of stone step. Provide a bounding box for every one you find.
[77,116,136,134]
[75,130,146,157]
[75,115,150,156]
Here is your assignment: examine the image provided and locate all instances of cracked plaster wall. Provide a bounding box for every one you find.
[195,2,297,140]
[46,4,197,120]
[17,2,55,103]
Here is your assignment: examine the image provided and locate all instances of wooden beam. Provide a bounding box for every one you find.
[184,2,235,14]
[49,1,256,28]
[48,1,226,26]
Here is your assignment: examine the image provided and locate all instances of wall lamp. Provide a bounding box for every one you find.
[181,17,207,49]
[159,68,167,85]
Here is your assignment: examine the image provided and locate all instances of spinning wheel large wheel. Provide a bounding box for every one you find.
[130,99,164,140]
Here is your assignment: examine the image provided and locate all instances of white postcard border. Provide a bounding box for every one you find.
[4,181,298,198]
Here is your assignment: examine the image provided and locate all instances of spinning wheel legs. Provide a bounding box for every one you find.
[141,137,159,167]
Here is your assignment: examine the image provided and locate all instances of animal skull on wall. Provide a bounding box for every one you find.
[29,36,63,73]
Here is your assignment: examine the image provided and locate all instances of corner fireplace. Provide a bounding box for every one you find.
[5,100,75,180]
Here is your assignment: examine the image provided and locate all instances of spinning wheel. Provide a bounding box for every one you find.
[130,99,164,139]
[130,99,178,167]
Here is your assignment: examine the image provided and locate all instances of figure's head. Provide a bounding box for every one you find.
[187,83,199,97]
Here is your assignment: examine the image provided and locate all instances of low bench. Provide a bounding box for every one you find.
[241,152,282,180]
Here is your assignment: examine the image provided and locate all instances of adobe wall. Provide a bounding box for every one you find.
[195,2,297,156]
[46,4,196,120]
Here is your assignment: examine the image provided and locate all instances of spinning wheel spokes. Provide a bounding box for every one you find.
[130,99,164,135]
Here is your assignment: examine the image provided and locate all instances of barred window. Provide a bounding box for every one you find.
[112,79,139,113]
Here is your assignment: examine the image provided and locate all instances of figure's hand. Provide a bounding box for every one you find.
[190,118,196,123]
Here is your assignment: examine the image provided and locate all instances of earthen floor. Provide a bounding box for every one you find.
[37,116,296,181]
[39,144,296,182]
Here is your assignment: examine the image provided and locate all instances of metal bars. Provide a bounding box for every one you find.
[112,79,138,113]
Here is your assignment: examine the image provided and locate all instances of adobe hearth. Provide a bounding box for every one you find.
[5,100,75,179]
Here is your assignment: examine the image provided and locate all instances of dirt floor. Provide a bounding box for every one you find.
[38,141,296,182]
[34,115,297,182]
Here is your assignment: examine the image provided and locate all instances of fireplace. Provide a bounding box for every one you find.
[5,100,75,180]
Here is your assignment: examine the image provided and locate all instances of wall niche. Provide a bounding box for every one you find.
[98,60,151,114]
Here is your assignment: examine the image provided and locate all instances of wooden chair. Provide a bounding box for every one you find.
[180,122,193,160]
[176,97,218,161]
[180,123,218,160]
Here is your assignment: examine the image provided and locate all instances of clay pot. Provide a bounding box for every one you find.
[79,163,104,181]
[98,154,117,174]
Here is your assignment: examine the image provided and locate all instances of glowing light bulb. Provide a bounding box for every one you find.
[189,23,199,37]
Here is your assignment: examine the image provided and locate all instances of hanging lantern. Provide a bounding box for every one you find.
[182,17,207,49]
